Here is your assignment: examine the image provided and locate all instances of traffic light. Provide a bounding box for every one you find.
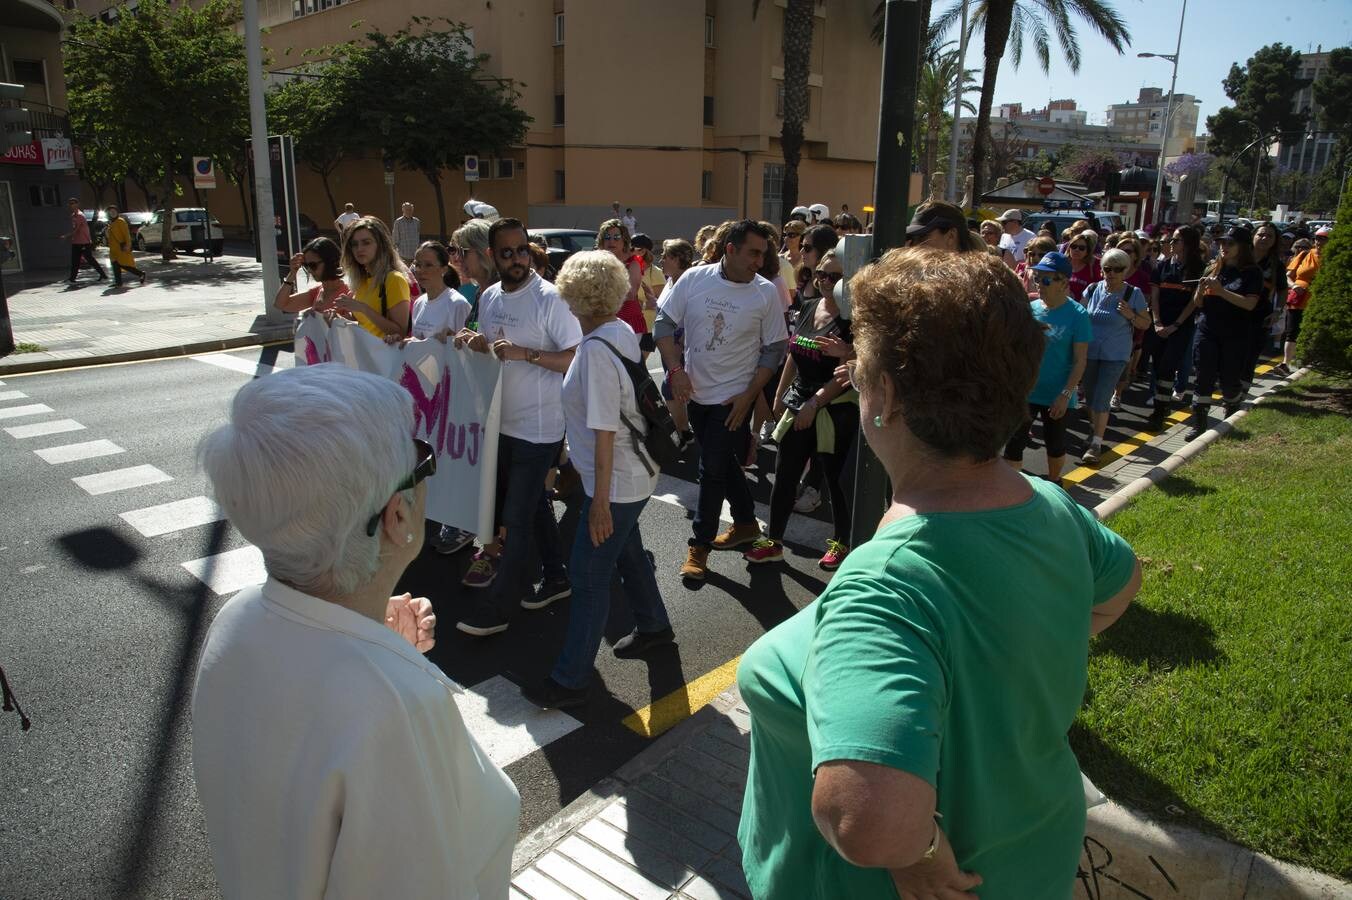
[0,83,31,154]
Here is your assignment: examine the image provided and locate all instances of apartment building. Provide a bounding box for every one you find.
[74,0,885,241]
[2,0,82,272]
[1276,48,1338,178]
[1106,87,1200,159]
[955,100,1157,178]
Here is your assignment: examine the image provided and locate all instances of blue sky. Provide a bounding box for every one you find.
[939,0,1352,130]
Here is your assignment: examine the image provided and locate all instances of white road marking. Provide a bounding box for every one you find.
[119,496,224,537]
[191,353,278,377]
[181,546,266,595]
[5,419,86,439]
[0,404,54,421]
[455,675,583,770]
[0,390,27,402]
[650,473,833,550]
[34,439,125,465]
[73,464,173,495]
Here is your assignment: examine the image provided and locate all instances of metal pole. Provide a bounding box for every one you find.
[244,0,281,321]
[947,0,969,203]
[1152,0,1186,224]
[1250,132,1263,214]
[851,0,923,548]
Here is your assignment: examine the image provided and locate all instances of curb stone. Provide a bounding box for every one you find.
[0,328,295,376]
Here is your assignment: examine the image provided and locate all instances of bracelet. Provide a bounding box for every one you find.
[921,819,941,861]
[283,280,296,289]
[669,364,685,374]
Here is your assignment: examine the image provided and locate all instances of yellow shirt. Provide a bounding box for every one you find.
[353,271,411,338]
[106,217,135,267]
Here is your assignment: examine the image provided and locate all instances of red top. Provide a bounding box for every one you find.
[1068,258,1101,302]
[69,212,91,245]
[617,255,648,334]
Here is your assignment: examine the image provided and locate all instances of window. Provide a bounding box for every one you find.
[703,96,714,127]
[495,158,514,180]
[554,13,565,45]
[762,163,784,224]
[775,84,809,119]
[554,170,565,201]
[701,170,713,201]
[705,15,715,47]
[12,60,44,86]
[553,94,565,126]
[29,185,59,207]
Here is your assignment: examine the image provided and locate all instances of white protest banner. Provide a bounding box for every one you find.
[295,313,502,536]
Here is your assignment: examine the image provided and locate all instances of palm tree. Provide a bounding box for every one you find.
[753,0,815,218]
[934,0,1131,205]
[916,44,977,188]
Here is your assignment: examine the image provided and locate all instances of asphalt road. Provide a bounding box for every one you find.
[0,344,840,899]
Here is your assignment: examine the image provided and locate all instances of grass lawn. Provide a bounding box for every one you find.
[1072,373,1352,878]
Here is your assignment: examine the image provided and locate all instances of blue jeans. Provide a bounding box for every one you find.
[552,495,670,689]
[1082,358,1127,413]
[473,435,566,618]
[687,400,757,547]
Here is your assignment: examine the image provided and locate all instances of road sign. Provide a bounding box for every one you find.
[1037,176,1056,196]
[193,157,216,189]
[464,155,479,182]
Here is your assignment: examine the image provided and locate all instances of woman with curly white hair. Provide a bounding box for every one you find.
[191,363,520,898]
[521,251,674,710]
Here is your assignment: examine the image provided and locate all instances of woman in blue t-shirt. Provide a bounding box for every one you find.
[1177,224,1264,441]
[1079,248,1151,464]
[1002,251,1089,485]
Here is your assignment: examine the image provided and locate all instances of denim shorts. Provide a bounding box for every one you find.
[1082,357,1127,413]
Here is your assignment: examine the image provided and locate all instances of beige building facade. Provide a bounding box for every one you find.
[77,0,887,241]
[1106,87,1200,159]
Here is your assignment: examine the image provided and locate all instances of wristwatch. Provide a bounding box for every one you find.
[527,348,542,364]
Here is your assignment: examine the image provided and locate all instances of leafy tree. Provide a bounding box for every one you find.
[1008,149,1058,181]
[65,0,249,260]
[1296,181,1352,371]
[1057,145,1119,192]
[934,0,1130,204]
[1310,47,1352,213]
[1165,152,1213,181]
[266,71,350,221]
[915,44,977,188]
[752,0,814,219]
[319,19,530,239]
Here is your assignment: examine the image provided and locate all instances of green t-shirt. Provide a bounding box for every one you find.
[736,477,1136,899]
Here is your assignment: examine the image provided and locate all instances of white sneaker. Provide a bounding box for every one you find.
[794,486,822,513]
[1171,390,1186,403]
[1110,395,1122,411]
[1081,443,1102,465]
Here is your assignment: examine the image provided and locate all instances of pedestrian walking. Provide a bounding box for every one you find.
[103,204,145,287]
[904,202,984,253]
[996,208,1036,263]
[334,202,360,235]
[450,218,497,314]
[1181,225,1263,441]
[621,207,637,235]
[736,248,1141,900]
[193,364,520,900]
[60,198,105,284]
[1145,226,1205,430]
[596,218,651,352]
[654,220,789,582]
[1279,227,1328,373]
[522,250,674,709]
[1244,222,1286,396]
[453,218,583,637]
[336,217,411,339]
[392,202,421,265]
[1079,249,1150,464]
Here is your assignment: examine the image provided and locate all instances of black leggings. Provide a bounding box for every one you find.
[768,403,859,543]
[1146,322,1195,404]
[1003,403,1068,462]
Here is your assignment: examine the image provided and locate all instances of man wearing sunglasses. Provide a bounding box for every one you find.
[453,218,583,637]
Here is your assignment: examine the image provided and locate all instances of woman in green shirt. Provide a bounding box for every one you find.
[736,248,1142,899]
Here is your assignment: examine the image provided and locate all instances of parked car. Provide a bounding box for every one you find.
[123,210,154,241]
[528,228,597,273]
[134,208,225,255]
[1022,210,1127,241]
[298,213,320,245]
[81,209,108,246]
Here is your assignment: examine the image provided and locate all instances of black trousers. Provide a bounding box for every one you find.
[69,244,106,281]
[767,403,859,544]
[112,261,145,286]
[1146,322,1195,405]
[1192,331,1247,411]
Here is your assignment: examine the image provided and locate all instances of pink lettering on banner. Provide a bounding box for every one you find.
[301,337,331,366]
[398,363,485,463]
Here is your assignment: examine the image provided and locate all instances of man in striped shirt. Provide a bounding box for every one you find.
[392,202,421,264]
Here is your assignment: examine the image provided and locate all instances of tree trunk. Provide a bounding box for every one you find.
[316,164,339,221]
[426,169,448,242]
[779,0,815,219]
[970,0,1014,207]
[234,170,253,244]
[161,175,177,261]
[925,121,940,190]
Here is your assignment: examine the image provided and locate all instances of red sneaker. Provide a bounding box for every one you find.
[819,540,849,571]
[743,538,784,564]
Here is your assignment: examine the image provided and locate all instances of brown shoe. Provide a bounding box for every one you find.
[710,522,762,551]
[680,546,710,581]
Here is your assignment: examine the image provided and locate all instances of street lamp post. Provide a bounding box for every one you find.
[946,0,970,203]
[1240,118,1265,215]
[1138,0,1187,225]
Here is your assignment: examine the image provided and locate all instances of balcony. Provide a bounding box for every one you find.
[2,0,65,31]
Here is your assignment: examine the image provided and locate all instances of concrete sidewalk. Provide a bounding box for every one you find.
[508,375,1352,900]
[1,248,291,375]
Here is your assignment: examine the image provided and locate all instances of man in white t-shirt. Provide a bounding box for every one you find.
[621,208,637,234]
[655,220,789,582]
[335,203,360,234]
[997,208,1036,264]
[454,217,584,637]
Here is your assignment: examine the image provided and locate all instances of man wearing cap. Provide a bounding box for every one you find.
[997,209,1036,264]
[1002,251,1088,485]
[905,202,983,253]
[1280,226,1329,373]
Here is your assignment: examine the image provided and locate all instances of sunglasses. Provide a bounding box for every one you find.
[602,232,624,242]
[497,245,532,261]
[845,359,858,389]
[815,270,844,284]
[1102,266,1126,274]
[303,260,322,270]
[366,439,436,537]
[1167,237,1181,243]
[1070,244,1088,251]
[1039,275,1058,286]
[448,245,464,256]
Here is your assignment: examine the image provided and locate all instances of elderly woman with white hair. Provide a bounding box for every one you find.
[191,364,520,899]
[521,250,674,710]
[1078,247,1150,464]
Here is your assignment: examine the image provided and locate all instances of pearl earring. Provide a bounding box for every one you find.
[406,534,414,544]
[873,415,883,428]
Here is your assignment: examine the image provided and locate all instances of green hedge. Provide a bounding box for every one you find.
[1298,181,1352,372]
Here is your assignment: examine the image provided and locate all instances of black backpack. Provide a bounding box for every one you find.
[586,336,681,476]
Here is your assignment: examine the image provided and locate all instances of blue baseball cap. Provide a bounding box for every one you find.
[1031,250,1071,275]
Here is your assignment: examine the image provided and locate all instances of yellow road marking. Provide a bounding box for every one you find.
[623,655,742,738]
[2,341,293,378]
